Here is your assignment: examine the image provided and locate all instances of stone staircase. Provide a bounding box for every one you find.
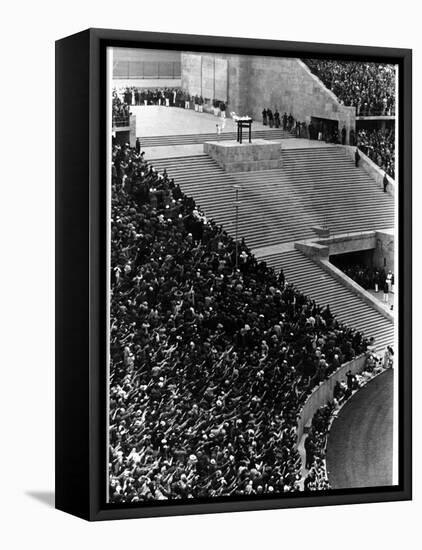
[257,248,394,351]
[140,128,294,148]
[151,146,394,249]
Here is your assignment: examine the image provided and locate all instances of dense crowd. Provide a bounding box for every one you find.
[303,346,392,492]
[112,92,130,127]
[357,127,395,179]
[304,60,396,116]
[304,403,333,491]
[108,142,371,503]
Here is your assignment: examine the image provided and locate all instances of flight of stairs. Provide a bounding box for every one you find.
[151,146,394,249]
[258,248,394,351]
[140,128,294,148]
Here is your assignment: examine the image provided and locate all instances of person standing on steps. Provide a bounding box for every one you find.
[355,147,360,167]
[383,278,390,303]
[383,172,389,193]
[341,125,347,145]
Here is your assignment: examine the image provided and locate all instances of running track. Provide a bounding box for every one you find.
[326,368,394,489]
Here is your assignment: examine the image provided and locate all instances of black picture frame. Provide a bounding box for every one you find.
[55,28,412,521]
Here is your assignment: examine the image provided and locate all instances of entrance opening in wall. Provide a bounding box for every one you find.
[310,116,339,142]
[330,249,374,271]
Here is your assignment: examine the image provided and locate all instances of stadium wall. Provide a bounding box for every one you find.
[113,78,181,89]
[246,57,356,142]
[296,354,366,442]
[181,53,356,142]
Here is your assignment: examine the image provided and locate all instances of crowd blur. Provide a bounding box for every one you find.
[304,60,396,116]
[112,91,130,127]
[357,128,395,179]
[303,345,392,491]
[339,263,394,297]
[114,87,228,113]
[304,403,333,491]
[108,142,371,503]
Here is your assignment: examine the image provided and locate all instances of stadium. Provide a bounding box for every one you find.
[108,47,397,503]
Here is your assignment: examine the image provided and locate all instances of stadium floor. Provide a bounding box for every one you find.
[326,368,394,489]
[134,105,339,159]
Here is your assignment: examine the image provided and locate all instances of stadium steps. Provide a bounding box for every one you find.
[140,128,294,148]
[151,146,394,250]
[257,248,394,351]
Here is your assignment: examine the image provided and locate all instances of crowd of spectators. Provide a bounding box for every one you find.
[261,110,351,144]
[115,87,227,114]
[339,263,394,298]
[304,403,333,491]
[119,87,181,107]
[357,127,395,179]
[112,91,130,127]
[303,345,392,492]
[303,60,396,116]
[109,141,371,503]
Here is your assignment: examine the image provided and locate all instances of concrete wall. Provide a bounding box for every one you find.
[295,234,395,321]
[112,115,136,147]
[181,53,228,102]
[321,231,376,256]
[181,53,203,95]
[373,230,395,273]
[113,78,181,89]
[247,57,356,142]
[296,355,366,442]
[181,53,356,142]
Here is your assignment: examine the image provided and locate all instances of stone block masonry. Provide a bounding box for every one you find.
[204,139,283,172]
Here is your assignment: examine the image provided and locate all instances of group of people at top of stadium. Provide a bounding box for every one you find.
[357,127,395,179]
[109,140,372,504]
[260,108,395,179]
[116,86,227,112]
[262,109,294,130]
[338,263,394,306]
[304,59,396,117]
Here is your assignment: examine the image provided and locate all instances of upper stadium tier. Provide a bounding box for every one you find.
[302,59,396,117]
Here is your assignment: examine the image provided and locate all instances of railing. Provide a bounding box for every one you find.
[112,115,130,128]
[113,61,181,80]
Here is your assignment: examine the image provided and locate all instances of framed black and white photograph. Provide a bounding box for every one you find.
[55,28,412,521]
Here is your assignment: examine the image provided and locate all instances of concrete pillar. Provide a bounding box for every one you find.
[129,115,136,147]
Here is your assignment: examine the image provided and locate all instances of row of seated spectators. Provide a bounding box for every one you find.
[109,142,370,503]
[338,264,394,294]
[303,59,396,116]
[357,128,395,179]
